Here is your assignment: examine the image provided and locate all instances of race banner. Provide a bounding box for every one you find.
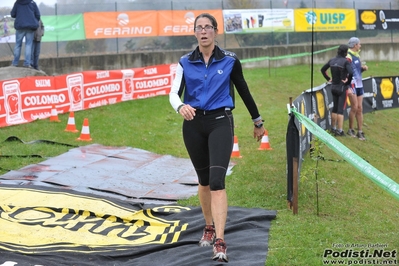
[311,85,331,131]
[84,11,158,39]
[370,76,399,110]
[362,77,375,113]
[223,9,294,33]
[359,9,399,30]
[0,64,176,128]
[294,9,356,32]
[42,14,86,42]
[158,10,224,36]
[1,66,397,130]
[292,92,311,160]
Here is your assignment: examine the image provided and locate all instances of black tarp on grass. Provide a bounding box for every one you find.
[0,184,276,266]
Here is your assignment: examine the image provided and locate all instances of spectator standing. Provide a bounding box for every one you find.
[31,19,44,70]
[346,37,368,140]
[169,13,265,263]
[3,17,9,37]
[321,45,353,136]
[10,0,40,68]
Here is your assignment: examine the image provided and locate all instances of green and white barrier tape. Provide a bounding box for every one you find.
[292,108,399,201]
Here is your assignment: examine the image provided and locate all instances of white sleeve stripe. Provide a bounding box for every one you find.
[169,63,184,111]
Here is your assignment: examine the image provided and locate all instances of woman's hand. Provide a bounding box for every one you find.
[253,126,265,142]
[178,104,196,120]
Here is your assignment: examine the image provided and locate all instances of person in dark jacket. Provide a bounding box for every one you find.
[321,44,353,137]
[31,19,44,70]
[10,0,40,68]
[169,13,265,263]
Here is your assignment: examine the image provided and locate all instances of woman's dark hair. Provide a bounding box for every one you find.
[337,44,349,57]
[194,13,218,29]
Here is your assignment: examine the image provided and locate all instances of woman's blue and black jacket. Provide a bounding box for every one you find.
[176,45,261,120]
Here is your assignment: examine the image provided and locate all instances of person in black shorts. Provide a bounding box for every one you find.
[347,37,368,140]
[169,13,265,263]
[321,44,353,137]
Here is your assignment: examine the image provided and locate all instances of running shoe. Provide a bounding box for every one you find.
[357,131,366,141]
[335,130,345,137]
[347,129,356,137]
[212,238,228,262]
[198,225,215,247]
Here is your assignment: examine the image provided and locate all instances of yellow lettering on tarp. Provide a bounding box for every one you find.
[0,187,189,253]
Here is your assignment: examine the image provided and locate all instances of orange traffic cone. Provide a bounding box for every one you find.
[65,112,79,133]
[49,105,60,122]
[77,118,92,141]
[231,135,242,158]
[258,130,273,150]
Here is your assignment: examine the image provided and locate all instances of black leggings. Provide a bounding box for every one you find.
[332,89,347,115]
[182,108,234,191]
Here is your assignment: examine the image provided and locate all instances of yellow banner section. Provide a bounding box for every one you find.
[0,186,189,253]
[294,9,356,32]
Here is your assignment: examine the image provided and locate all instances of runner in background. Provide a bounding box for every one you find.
[320,44,353,137]
[346,37,368,141]
[2,17,9,37]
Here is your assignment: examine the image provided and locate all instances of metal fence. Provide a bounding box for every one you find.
[0,0,398,62]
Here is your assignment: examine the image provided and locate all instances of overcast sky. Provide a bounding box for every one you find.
[1,0,57,9]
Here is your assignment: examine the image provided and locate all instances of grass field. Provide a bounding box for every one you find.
[0,61,398,265]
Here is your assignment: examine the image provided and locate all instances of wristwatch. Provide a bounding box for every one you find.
[254,121,264,128]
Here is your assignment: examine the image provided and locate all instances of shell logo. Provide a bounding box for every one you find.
[380,78,394,99]
[315,91,325,119]
[361,11,376,24]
